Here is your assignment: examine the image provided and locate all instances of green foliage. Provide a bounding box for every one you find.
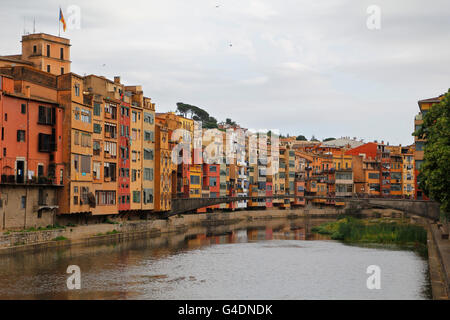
[310,135,319,142]
[323,137,336,142]
[104,218,119,225]
[296,135,307,141]
[52,236,67,241]
[312,217,427,246]
[176,102,218,128]
[11,224,65,233]
[414,90,450,220]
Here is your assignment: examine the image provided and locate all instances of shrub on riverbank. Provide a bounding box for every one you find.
[312,217,427,246]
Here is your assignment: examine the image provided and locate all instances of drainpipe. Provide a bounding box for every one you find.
[24,88,30,229]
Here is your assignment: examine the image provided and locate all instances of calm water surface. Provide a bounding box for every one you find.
[0,218,430,299]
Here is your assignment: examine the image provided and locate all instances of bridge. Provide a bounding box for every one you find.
[167,195,441,220]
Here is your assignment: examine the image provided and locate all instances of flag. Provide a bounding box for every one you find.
[59,8,66,32]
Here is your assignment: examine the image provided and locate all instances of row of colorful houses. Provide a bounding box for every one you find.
[0,32,442,230]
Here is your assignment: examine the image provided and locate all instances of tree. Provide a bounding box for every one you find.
[323,137,336,142]
[414,90,450,220]
[296,135,307,141]
[310,135,319,142]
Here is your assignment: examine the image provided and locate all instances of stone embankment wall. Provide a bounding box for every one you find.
[0,207,399,254]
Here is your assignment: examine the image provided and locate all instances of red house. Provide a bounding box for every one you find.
[118,101,131,211]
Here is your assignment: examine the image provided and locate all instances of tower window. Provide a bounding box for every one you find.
[33,45,37,53]
[47,44,50,57]
[60,48,64,60]
[61,67,64,75]
[47,65,51,73]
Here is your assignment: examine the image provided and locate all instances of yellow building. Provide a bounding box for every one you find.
[125,86,145,211]
[0,33,71,76]
[141,97,156,212]
[332,151,352,171]
[58,72,95,214]
[155,123,171,212]
[401,145,415,198]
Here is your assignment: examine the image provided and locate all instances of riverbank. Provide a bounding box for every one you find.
[0,207,404,255]
[0,206,446,300]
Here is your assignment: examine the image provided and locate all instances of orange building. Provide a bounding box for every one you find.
[0,33,71,76]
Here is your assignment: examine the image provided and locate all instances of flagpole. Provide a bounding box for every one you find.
[58,7,61,36]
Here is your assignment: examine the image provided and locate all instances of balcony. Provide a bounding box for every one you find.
[1,174,62,187]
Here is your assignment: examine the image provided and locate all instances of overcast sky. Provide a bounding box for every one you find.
[1,0,449,145]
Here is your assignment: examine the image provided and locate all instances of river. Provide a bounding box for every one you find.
[0,218,431,300]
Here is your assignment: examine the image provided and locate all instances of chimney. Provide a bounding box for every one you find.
[114,76,121,84]
[24,85,31,98]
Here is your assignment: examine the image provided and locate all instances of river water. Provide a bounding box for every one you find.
[0,218,431,300]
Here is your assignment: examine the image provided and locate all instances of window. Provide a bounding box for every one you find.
[93,140,101,156]
[104,162,117,181]
[104,141,117,157]
[33,45,37,53]
[21,104,26,114]
[47,65,50,73]
[144,130,154,142]
[74,83,80,97]
[104,104,117,119]
[391,172,401,180]
[368,173,379,180]
[94,123,102,133]
[17,130,26,142]
[81,133,91,147]
[209,177,217,187]
[38,106,54,125]
[61,67,64,75]
[73,154,79,172]
[210,166,217,172]
[60,47,64,59]
[38,133,55,152]
[416,141,425,151]
[81,108,91,123]
[47,44,50,57]
[143,189,153,204]
[74,131,79,145]
[132,111,137,123]
[144,112,154,124]
[93,161,101,179]
[144,168,153,181]
[133,191,141,203]
[144,148,153,160]
[21,196,26,209]
[93,103,101,116]
[81,187,89,204]
[80,155,91,174]
[336,172,352,180]
[104,123,117,138]
[95,191,116,205]
[190,175,200,184]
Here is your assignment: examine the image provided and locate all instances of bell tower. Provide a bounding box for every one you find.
[21,33,71,75]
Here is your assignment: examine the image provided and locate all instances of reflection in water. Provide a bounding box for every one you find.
[0,218,430,300]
